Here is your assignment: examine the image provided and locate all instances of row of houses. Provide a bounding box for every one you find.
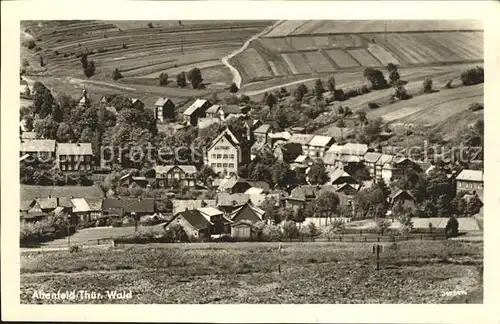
[20,139,94,172]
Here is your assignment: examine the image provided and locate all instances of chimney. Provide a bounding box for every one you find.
[56,197,59,206]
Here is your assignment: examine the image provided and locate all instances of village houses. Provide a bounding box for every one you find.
[154,97,176,123]
[206,128,249,176]
[155,165,197,188]
[56,143,94,172]
[455,169,484,199]
[183,99,212,126]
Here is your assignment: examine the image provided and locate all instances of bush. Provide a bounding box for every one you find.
[461,66,484,86]
[147,22,154,28]
[468,102,484,112]
[112,68,123,81]
[23,39,36,49]
[54,50,60,56]
[333,89,346,101]
[360,85,371,94]
[368,101,379,109]
[423,78,433,93]
[69,246,81,253]
[445,216,459,238]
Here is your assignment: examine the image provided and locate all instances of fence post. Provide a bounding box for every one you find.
[377,236,380,242]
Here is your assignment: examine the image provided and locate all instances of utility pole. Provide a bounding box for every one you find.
[384,22,387,43]
[373,244,383,270]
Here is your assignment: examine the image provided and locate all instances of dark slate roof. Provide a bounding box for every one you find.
[20,199,36,212]
[102,198,155,213]
[247,181,271,191]
[58,197,75,208]
[177,209,211,230]
[21,185,105,201]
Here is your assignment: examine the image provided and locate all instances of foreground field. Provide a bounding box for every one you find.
[21,241,482,303]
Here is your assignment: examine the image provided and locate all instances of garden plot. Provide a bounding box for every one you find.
[347,49,381,67]
[268,60,289,76]
[313,36,331,49]
[283,53,313,74]
[137,60,224,79]
[280,54,299,75]
[303,51,336,73]
[288,36,318,51]
[258,38,295,52]
[325,49,359,68]
[264,20,309,37]
[367,44,400,65]
[232,48,273,80]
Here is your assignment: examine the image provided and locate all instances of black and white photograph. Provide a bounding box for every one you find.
[2,0,499,322]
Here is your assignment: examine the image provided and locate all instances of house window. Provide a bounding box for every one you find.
[217,163,222,168]
[80,165,85,171]
[68,164,73,171]
[223,154,228,159]
[211,163,216,168]
[223,163,228,168]
[211,154,216,159]
[61,165,66,171]
[217,154,222,159]
[229,163,234,168]
[229,154,235,159]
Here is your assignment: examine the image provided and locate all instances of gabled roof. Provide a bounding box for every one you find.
[183,99,209,116]
[84,198,103,211]
[155,165,197,177]
[102,198,155,213]
[269,131,291,141]
[58,197,75,208]
[177,209,212,230]
[57,143,93,155]
[172,199,217,215]
[247,181,271,191]
[154,97,173,106]
[251,141,272,154]
[208,128,240,151]
[364,152,382,163]
[21,132,37,140]
[245,187,264,195]
[308,135,334,148]
[254,124,272,134]
[288,133,314,146]
[340,155,361,163]
[20,199,36,212]
[131,98,143,105]
[205,105,221,114]
[456,169,483,182]
[294,155,311,163]
[20,139,56,153]
[71,198,91,213]
[221,105,241,115]
[36,198,57,210]
[278,142,303,155]
[391,189,416,201]
[322,152,337,165]
[217,193,250,207]
[198,207,224,219]
[229,201,265,221]
[327,143,343,154]
[376,154,394,166]
[217,177,250,191]
[341,143,368,156]
[328,168,355,184]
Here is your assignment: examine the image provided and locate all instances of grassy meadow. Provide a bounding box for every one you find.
[21,240,482,304]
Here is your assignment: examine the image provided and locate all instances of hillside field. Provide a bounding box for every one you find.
[234,20,482,86]
[21,20,273,105]
[21,241,482,304]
